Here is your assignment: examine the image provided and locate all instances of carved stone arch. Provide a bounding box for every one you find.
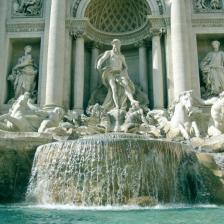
[72,0,165,18]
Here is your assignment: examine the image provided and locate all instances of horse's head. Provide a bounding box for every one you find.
[178,90,193,112]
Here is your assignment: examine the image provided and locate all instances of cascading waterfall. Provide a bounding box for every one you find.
[26,133,208,206]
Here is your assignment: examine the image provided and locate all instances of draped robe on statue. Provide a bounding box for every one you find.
[200,51,224,95]
[97,52,135,111]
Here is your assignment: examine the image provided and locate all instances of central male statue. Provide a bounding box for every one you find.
[96,39,138,111]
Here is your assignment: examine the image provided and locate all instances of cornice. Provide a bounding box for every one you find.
[192,17,224,27]
[6,21,45,32]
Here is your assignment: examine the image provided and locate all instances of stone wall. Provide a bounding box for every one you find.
[0,132,53,203]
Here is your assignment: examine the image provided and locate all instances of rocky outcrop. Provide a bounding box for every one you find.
[0,132,53,203]
[192,135,224,153]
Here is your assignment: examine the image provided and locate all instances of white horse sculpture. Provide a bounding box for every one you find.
[166,90,201,140]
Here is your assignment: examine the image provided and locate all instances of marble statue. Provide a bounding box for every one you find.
[197,91,224,136]
[208,91,224,136]
[38,107,65,133]
[167,90,201,140]
[96,39,139,111]
[121,104,145,133]
[13,0,42,16]
[200,40,224,97]
[8,45,38,102]
[0,92,46,132]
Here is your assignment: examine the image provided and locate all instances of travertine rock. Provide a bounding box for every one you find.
[0,132,53,202]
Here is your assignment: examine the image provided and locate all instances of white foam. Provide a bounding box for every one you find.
[15,203,219,211]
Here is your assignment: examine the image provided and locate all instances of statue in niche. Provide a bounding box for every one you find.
[8,45,38,102]
[210,0,222,9]
[0,92,47,132]
[96,39,139,111]
[13,0,42,16]
[200,40,224,97]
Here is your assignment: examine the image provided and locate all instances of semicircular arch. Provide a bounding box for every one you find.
[73,0,164,18]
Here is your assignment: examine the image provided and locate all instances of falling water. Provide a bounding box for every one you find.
[26,133,208,206]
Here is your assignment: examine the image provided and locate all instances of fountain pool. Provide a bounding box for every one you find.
[0,204,223,224]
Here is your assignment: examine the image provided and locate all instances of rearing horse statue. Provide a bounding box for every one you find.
[168,90,201,140]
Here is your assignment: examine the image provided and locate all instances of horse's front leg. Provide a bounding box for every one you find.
[178,123,190,140]
[191,121,200,137]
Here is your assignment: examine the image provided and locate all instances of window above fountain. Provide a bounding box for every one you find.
[84,0,151,33]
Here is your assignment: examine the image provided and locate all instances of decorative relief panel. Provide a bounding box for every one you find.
[12,0,43,17]
[193,0,223,13]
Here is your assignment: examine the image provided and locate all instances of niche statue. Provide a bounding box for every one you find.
[200,40,224,97]
[8,45,38,102]
[96,39,139,111]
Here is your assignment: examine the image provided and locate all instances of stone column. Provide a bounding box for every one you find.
[73,33,85,113]
[0,0,7,105]
[44,0,66,109]
[152,29,164,108]
[138,42,148,94]
[171,0,191,99]
[90,43,100,93]
[39,0,52,107]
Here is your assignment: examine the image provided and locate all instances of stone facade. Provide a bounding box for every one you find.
[0,0,224,112]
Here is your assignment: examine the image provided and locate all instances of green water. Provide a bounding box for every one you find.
[0,205,223,224]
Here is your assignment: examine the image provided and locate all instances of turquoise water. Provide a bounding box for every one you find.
[0,205,223,224]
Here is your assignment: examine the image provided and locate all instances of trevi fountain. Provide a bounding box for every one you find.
[0,0,224,223]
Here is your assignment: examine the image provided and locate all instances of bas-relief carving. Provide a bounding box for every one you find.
[200,40,224,98]
[8,45,38,103]
[12,0,43,17]
[194,0,223,12]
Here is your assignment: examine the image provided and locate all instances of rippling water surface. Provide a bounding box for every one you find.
[0,204,223,224]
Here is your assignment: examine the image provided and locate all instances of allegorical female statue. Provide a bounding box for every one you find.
[8,45,38,101]
[96,39,139,111]
[200,40,224,96]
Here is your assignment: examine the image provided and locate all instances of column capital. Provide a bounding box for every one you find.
[134,40,147,48]
[150,28,166,37]
[70,30,85,39]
